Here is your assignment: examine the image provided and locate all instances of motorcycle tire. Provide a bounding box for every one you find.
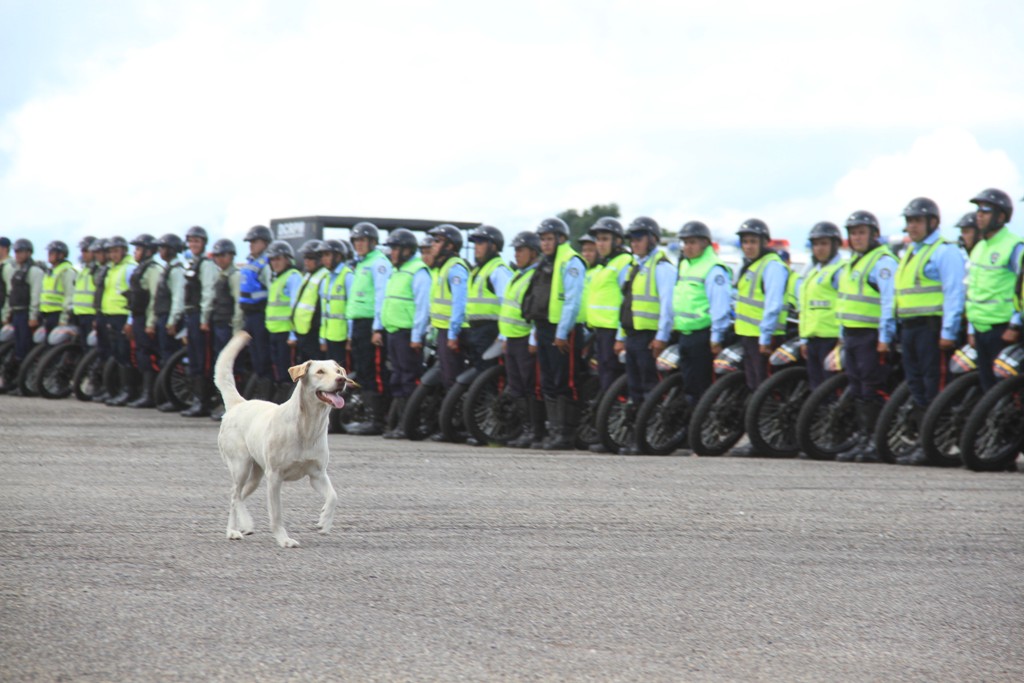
[635,373,691,456]
[959,374,1024,472]
[688,371,749,456]
[874,382,916,464]
[920,372,981,468]
[36,342,83,399]
[796,373,857,460]
[595,375,631,454]
[744,366,809,458]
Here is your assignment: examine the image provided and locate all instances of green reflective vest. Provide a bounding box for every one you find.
[72,265,98,315]
[673,246,728,333]
[41,261,74,313]
[466,256,504,322]
[292,267,328,335]
[966,227,1024,332]
[734,252,788,337]
[321,265,352,342]
[836,245,894,329]
[625,249,670,332]
[347,249,386,320]
[547,241,582,325]
[586,252,633,329]
[798,260,844,339]
[382,257,428,333]
[266,268,298,333]
[430,256,470,330]
[895,239,945,318]
[100,256,136,316]
[498,265,536,338]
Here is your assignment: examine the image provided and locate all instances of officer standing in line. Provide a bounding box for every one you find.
[346,223,392,435]
[893,197,965,466]
[614,217,676,455]
[209,238,243,420]
[100,236,138,406]
[501,231,544,449]
[319,239,353,372]
[965,188,1022,393]
[89,239,112,403]
[427,224,470,395]
[240,225,274,398]
[585,218,633,396]
[672,221,732,408]
[1,239,44,393]
[379,228,431,439]
[153,233,186,412]
[465,225,512,369]
[521,217,586,451]
[0,237,13,314]
[290,239,329,364]
[118,234,162,408]
[956,212,981,256]
[180,226,218,417]
[40,240,76,331]
[797,222,845,391]
[419,234,436,267]
[264,240,303,399]
[70,236,98,344]
[834,211,897,463]
[576,234,598,330]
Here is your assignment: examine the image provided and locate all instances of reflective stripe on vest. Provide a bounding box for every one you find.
[347,249,385,320]
[382,257,428,333]
[798,261,843,339]
[321,265,352,341]
[498,266,536,338]
[293,268,328,335]
[548,241,582,325]
[586,252,634,329]
[673,246,728,333]
[41,261,74,313]
[895,239,945,318]
[466,257,505,322]
[626,249,669,331]
[734,252,788,337]
[966,227,1023,332]
[430,256,470,329]
[100,257,135,316]
[836,246,893,328]
[72,265,98,315]
[266,268,298,333]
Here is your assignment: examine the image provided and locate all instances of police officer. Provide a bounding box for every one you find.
[614,217,676,455]
[956,212,980,256]
[1,239,44,393]
[894,197,965,465]
[290,239,329,365]
[834,210,897,463]
[673,221,732,407]
[521,217,586,450]
[427,223,470,396]
[209,238,243,420]
[181,226,218,417]
[100,236,138,406]
[734,219,789,388]
[264,240,303,399]
[966,188,1022,393]
[70,236,98,345]
[239,225,274,397]
[89,239,113,403]
[501,231,544,448]
[585,217,632,395]
[379,228,431,439]
[419,234,436,268]
[578,233,599,269]
[798,222,844,391]
[319,239,353,372]
[465,225,511,370]
[153,233,186,411]
[40,240,76,332]
[118,234,163,408]
[0,237,12,315]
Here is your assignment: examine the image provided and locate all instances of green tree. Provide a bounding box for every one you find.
[558,203,620,243]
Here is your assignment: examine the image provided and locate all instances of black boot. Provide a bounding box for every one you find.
[346,393,385,435]
[543,397,576,451]
[855,400,883,463]
[382,396,408,439]
[896,405,929,465]
[91,364,109,403]
[180,376,210,417]
[529,398,549,449]
[506,398,534,448]
[106,366,135,406]
[128,371,157,408]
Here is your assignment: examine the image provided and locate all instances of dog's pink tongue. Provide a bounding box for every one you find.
[326,392,346,409]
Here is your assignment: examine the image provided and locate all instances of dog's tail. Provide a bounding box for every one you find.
[214,331,250,413]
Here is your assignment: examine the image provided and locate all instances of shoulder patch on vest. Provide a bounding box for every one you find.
[714,274,726,285]
[878,268,891,279]
[377,264,388,274]
[568,266,579,278]
[991,252,1000,265]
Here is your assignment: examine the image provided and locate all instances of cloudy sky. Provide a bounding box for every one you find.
[1,0,1022,252]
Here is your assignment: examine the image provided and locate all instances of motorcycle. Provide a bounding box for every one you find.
[959,344,1024,472]
[687,343,748,456]
[742,337,808,458]
[36,326,87,399]
[634,345,690,456]
[918,345,980,467]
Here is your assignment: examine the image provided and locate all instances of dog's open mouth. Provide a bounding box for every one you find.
[316,390,346,409]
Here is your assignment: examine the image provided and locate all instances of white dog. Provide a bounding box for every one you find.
[214,331,358,547]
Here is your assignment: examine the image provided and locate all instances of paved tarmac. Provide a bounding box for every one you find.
[1,394,1022,682]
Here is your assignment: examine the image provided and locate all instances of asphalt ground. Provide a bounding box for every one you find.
[1,394,1022,682]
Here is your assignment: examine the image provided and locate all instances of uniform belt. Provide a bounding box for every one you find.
[901,316,941,329]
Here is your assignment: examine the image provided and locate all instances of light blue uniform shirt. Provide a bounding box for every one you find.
[363,250,393,331]
[706,264,733,344]
[447,262,470,336]
[908,230,966,341]
[488,262,512,302]
[411,268,432,344]
[758,258,789,345]
[556,253,587,340]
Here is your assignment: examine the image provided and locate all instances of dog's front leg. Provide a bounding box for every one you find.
[309,470,338,534]
[266,472,299,548]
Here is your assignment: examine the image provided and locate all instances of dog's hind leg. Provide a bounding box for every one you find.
[235,462,264,535]
[309,470,338,534]
[266,471,299,548]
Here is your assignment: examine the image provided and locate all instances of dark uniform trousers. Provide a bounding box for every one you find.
[900,316,944,407]
[324,340,349,374]
[804,336,837,391]
[678,327,713,403]
[74,314,95,349]
[624,329,658,404]
[104,314,131,368]
[184,310,209,377]
[844,328,888,402]
[11,311,32,361]
[974,323,1009,392]
[534,321,583,401]
[386,329,422,398]
[94,313,110,364]
[436,328,463,391]
[739,336,779,392]
[294,332,322,364]
[243,310,272,378]
[592,327,621,393]
[463,321,500,372]
[268,332,293,383]
[132,322,157,372]
[154,313,180,365]
[212,324,233,367]
[350,318,386,394]
[504,336,536,400]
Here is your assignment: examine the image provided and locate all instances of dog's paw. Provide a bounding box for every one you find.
[277,537,300,548]
[227,529,245,540]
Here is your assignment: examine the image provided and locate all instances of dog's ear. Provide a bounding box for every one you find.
[288,361,312,382]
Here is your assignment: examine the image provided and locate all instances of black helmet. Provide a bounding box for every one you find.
[106,235,129,250]
[902,197,940,222]
[808,221,842,241]
[89,238,106,252]
[589,217,624,238]
[351,222,380,242]
[736,218,770,239]
[339,240,354,260]
[77,235,96,250]
[535,217,570,238]
[384,228,418,251]
[468,225,505,250]
[185,225,208,242]
[578,234,596,245]
[298,239,326,257]
[266,240,295,260]
[627,216,660,238]
[511,231,541,251]
[243,225,273,242]
[956,212,979,230]
[844,210,880,232]
[323,239,347,255]
[129,233,158,249]
[677,221,712,241]
[13,238,33,252]
[427,224,464,251]
[155,233,184,253]
[969,188,1013,222]
[211,238,237,256]
[419,234,435,249]
[46,240,69,255]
